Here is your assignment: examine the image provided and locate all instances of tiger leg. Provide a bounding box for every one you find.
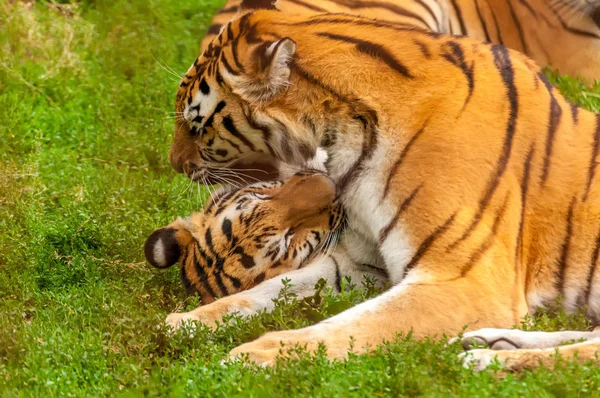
[165,249,385,331]
[458,328,600,350]
[228,268,517,365]
[461,339,600,372]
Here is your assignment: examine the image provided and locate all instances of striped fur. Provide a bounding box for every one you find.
[201,0,600,81]
[145,170,344,304]
[167,10,600,367]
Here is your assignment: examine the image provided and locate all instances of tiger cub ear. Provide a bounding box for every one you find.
[144,225,193,269]
[240,38,296,102]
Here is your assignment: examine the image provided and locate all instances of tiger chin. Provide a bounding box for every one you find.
[144,170,346,330]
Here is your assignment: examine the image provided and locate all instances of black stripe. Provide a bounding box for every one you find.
[204,228,216,255]
[206,24,222,35]
[317,32,413,79]
[331,255,343,292]
[212,267,230,296]
[329,0,431,29]
[203,229,234,295]
[193,243,218,298]
[383,123,428,199]
[230,36,245,73]
[221,137,242,154]
[415,0,441,30]
[584,114,600,201]
[199,151,216,163]
[276,16,438,37]
[449,45,518,251]
[292,62,347,101]
[414,40,431,58]
[179,250,195,295]
[507,0,529,53]
[226,22,234,42]
[378,185,422,245]
[240,0,276,10]
[449,0,467,34]
[517,0,538,18]
[515,145,535,265]
[288,0,326,11]
[584,226,600,306]
[338,110,380,193]
[570,103,579,125]
[556,197,577,295]
[254,273,266,285]
[217,5,239,14]
[474,0,491,42]
[538,73,563,187]
[220,51,238,76]
[222,218,233,241]
[404,213,457,278]
[199,78,210,95]
[441,41,474,109]
[246,113,276,157]
[461,195,509,276]
[233,247,256,269]
[489,8,504,45]
[203,101,227,129]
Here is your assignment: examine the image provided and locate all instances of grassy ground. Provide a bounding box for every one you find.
[2,0,600,396]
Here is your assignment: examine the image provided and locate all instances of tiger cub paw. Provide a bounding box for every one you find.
[164,297,254,335]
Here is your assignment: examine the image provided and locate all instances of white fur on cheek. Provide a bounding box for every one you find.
[195,90,218,118]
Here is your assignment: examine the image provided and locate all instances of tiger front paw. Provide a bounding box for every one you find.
[165,312,203,334]
[458,349,499,371]
[165,297,254,334]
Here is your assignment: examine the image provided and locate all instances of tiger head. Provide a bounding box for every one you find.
[169,10,375,186]
[144,170,344,303]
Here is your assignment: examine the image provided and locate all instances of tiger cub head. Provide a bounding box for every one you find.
[144,170,344,303]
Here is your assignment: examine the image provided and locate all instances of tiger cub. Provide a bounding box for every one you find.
[167,9,600,368]
[203,0,600,81]
[145,170,385,329]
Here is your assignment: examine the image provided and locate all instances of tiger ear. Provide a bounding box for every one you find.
[238,38,296,102]
[144,221,194,269]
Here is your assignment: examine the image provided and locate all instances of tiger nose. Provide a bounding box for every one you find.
[169,150,184,174]
[168,152,200,177]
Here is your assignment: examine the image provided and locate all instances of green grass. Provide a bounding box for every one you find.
[1,1,600,396]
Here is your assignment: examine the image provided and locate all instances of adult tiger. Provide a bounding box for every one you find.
[167,10,600,368]
[144,170,385,328]
[201,0,600,81]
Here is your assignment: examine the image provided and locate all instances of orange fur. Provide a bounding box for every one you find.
[168,10,600,366]
[201,0,600,81]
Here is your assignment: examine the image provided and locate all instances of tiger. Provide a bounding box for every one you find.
[145,170,385,328]
[201,0,600,81]
[165,9,600,370]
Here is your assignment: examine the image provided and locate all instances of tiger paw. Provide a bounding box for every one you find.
[458,349,498,371]
[228,330,306,366]
[165,312,202,334]
[458,328,522,350]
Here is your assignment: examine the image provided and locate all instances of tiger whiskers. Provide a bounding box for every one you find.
[550,0,596,22]
[153,55,183,83]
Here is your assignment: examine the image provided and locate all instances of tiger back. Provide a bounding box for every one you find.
[201,0,600,81]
